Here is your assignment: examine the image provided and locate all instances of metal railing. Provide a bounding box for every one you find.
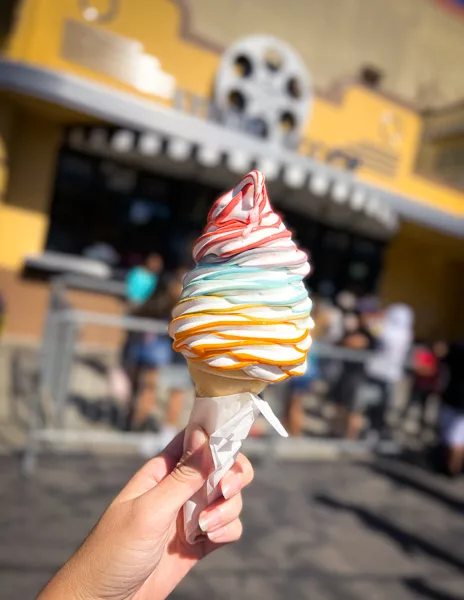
[23,276,173,473]
[22,275,412,473]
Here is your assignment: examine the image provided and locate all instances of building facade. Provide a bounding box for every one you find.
[1,0,464,339]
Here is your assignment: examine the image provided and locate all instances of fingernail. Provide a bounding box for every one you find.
[207,528,224,542]
[199,510,222,533]
[222,473,243,499]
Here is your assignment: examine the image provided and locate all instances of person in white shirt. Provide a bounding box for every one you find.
[364,303,414,437]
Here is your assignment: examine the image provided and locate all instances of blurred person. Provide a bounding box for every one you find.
[401,340,448,438]
[438,341,464,477]
[283,300,323,436]
[357,294,380,314]
[126,268,187,436]
[126,252,164,306]
[326,290,358,343]
[357,295,384,339]
[331,310,376,438]
[315,293,358,410]
[119,253,165,410]
[364,304,414,441]
[82,226,120,266]
[320,301,344,344]
[38,427,253,600]
[337,290,357,312]
[284,351,319,436]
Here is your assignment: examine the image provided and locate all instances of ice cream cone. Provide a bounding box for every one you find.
[170,170,312,544]
[187,360,267,397]
[183,360,269,544]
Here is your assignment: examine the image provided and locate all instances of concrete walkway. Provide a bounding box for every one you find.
[1,455,464,599]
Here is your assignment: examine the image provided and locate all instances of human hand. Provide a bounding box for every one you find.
[38,426,254,600]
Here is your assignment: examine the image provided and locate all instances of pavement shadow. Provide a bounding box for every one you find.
[367,460,464,515]
[313,493,464,573]
[405,577,463,600]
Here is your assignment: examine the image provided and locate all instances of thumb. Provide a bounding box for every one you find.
[147,425,212,515]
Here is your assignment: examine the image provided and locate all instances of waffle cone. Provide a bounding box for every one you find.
[187,360,267,397]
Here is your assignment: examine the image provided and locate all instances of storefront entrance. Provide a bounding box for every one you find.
[45,143,387,297]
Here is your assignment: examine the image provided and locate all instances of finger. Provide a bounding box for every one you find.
[220,453,254,499]
[114,430,185,504]
[199,492,243,534]
[207,518,243,544]
[140,425,212,515]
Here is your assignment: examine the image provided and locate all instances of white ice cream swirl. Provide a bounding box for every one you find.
[169,170,312,382]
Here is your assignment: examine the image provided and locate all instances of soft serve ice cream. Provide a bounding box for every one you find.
[170,170,313,544]
[169,169,312,383]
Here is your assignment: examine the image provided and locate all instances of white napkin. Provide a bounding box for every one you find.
[183,392,287,544]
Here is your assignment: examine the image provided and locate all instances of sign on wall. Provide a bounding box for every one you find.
[61,18,175,99]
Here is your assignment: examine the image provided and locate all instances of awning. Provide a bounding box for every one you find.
[64,124,396,240]
[1,58,463,238]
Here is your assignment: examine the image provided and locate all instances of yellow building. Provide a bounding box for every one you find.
[1,0,464,340]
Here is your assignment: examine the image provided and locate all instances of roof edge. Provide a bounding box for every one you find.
[0,58,463,237]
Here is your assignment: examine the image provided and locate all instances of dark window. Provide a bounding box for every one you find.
[0,0,19,40]
[281,206,385,297]
[46,148,220,269]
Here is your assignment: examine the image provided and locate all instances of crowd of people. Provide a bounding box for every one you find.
[283,290,464,477]
[104,255,464,478]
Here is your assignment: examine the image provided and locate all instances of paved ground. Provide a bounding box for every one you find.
[1,342,463,599]
[1,454,464,600]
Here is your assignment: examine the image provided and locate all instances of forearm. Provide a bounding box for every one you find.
[37,552,92,600]
[38,564,80,600]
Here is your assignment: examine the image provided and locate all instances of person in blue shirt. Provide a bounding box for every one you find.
[122,253,164,428]
[126,253,163,306]
[284,351,320,436]
[124,269,186,432]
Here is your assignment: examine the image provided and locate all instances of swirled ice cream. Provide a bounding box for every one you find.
[169,170,312,383]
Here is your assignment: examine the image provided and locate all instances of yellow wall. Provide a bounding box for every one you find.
[6,0,219,102]
[382,222,464,339]
[184,0,464,112]
[0,111,60,270]
[4,0,464,218]
[9,0,464,110]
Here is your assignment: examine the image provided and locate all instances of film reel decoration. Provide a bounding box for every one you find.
[79,0,120,23]
[213,35,312,148]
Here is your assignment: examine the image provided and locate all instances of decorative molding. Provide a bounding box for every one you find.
[169,0,225,54]
[422,97,464,117]
[167,0,417,113]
